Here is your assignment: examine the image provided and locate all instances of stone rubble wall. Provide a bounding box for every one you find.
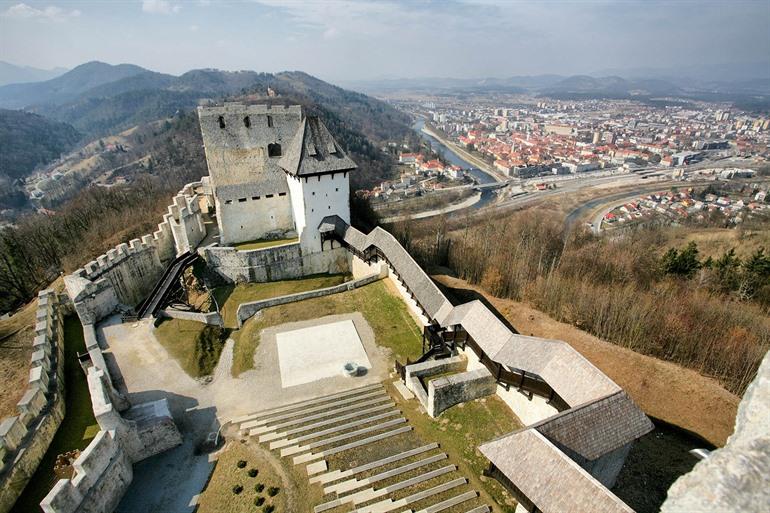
[203,242,350,285]
[0,290,65,513]
[428,368,496,418]
[404,356,467,417]
[64,182,206,325]
[236,270,386,327]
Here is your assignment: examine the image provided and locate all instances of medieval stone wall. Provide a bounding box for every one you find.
[203,242,350,284]
[0,290,65,513]
[428,368,496,418]
[64,182,206,325]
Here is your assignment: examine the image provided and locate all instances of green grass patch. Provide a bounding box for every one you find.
[394,386,523,513]
[231,280,423,377]
[212,274,349,329]
[154,318,226,378]
[231,237,299,251]
[11,315,99,513]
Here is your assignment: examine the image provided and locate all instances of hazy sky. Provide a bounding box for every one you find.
[1,0,769,82]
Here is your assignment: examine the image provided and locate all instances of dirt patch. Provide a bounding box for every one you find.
[0,298,37,419]
[432,274,739,447]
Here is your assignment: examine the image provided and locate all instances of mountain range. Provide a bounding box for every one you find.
[0,61,68,87]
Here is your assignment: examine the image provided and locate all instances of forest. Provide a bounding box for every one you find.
[395,211,770,396]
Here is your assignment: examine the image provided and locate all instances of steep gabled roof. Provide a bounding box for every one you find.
[479,430,635,513]
[279,116,357,177]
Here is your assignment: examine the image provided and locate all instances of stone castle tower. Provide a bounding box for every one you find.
[197,103,356,254]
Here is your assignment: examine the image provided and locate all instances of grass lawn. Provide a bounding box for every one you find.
[213,274,349,329]
[231,237,299,251]
[231,280,423,377]
[391,382,523,513]
[11,316,99,513]
[153,318,226,378]
[197,441,315,513]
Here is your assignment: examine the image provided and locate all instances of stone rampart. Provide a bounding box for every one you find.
[236,271,385,327]
[0,290,65,513]
[203,243,349,284]
[65,182,206,325]
[40,430,132,513]
[428,368,496,417]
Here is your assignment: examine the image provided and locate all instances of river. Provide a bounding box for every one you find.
[412,119,497,210]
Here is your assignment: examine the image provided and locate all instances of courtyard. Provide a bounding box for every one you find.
[94,275,523,512]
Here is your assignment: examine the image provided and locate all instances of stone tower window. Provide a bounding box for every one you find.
[218,115,225,129]
[268,143,282,157]
[267,115,273,128]
[243,116,251,128]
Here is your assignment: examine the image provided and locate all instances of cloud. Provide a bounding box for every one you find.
[2,3,81,22]
[141,0,182,15]
[189,24,199,32]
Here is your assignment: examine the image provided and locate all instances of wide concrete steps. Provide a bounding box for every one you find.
[412,491,478,513]
[281,417,407,457]
[461,507,490,513]
[324,453,448,495]
[310,443,440,485]
[269,410,401,449]
[232,382,383,425]
[260,402,396,442]
[293,426,413,464]
[354,477,467,513]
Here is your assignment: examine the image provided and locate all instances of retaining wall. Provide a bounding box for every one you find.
[158,309,223,327]
[0,290,65,513]
[203,242,350,284]
[64,182,206,325]
[428,368,496,417]
[236,271,385,327]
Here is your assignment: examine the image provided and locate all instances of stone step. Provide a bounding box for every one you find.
[325,453,448,495]
[314,465,456,513]
[231,382,383,424]
[241,390,389,432]
[462,506,490,513]
[355,478,467,513]
[270,410,401,449]
[260,402,396,442]
[413,491,478,513]
[293,426,413,465]
[250,396,393,436]
[310,443,440,485]
[281,418,407,457]
[392,380,414,400]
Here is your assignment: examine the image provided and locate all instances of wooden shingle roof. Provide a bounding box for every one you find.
[480,430,635,513]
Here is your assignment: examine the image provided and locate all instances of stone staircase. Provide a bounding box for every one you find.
[232,382,490,513]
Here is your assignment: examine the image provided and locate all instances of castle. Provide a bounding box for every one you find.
[33,103,664,513]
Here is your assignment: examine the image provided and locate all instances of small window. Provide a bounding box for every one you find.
[278,192,287,197]
[218,115,225,129]
[268,143,282,157]
[225,199,232,205]
[238,198,247,203]
[328,205,331,209]
[312,191,315,196]
[266,194,274,199]
[311,208,314,212]
[335,188,339,192]
[267,115,273,128]
[252,196,260,200]
[243,116,251,128]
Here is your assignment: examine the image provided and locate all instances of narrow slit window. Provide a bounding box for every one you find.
[238,198,247,203]
[225,199,232,204]
[218,115,225,129]
[267,115,273,128]
[266,194,274,198]
[278,192,287,196]
[251,196,259,200]
[243,116,251,128]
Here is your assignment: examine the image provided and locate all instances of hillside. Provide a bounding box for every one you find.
[0,109,81,202]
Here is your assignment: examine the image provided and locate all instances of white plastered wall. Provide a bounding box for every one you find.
[216,193,295,245]
[292,172,350,254]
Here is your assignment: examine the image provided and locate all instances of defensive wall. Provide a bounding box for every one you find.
[0,290,65,513]
[202,240,350,285]
[40,319,182,513]
[64,182,206,325]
